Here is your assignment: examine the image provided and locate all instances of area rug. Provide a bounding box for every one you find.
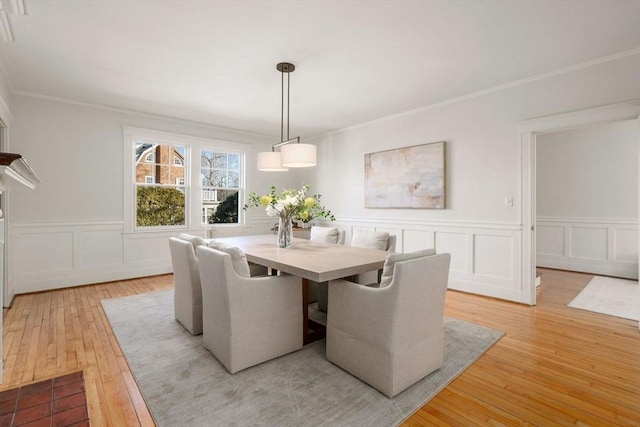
[102,290,504,427]
[568,275,639,320]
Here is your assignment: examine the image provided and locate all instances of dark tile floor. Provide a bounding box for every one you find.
[0,371,89,426]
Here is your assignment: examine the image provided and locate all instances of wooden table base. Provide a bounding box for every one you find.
[302,278,326,345]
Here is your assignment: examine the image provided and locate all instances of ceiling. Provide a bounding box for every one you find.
[1,0,638,138]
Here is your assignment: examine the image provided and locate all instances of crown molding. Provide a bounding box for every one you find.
[0,9,15,43]
[0,0,24,43]
[10,0,26,15]
[323,48,640,139]
[13,90,277,142]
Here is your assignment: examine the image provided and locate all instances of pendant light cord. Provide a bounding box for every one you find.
[280,70,284,145]
[287,69,290,141]
[279,65,292,143]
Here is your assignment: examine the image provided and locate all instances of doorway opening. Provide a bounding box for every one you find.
[519,100,640,306]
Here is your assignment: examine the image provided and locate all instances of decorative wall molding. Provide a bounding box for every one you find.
[11,220,125,230]
[14,91,276,141]
[536,216,637,225]
[10,0,27,16]
[8,217,530,304]
[327,51,640,138]
[337,216,523,231]
[11,221,157,294]
[332,218,527,304]
[536,216,638,279]
[0,8,15,43]
[0,0,24,43]
[10,214,636,301]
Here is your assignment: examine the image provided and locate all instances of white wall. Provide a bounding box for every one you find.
[0,64,11,120]
[0,50,12,381]
[7,95,308,296]
[310,53,640,303]
[7,53,640,302]
[535,121,638,278]
[537,121,638,219]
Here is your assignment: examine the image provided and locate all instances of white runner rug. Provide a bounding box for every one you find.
[568,275,639,321]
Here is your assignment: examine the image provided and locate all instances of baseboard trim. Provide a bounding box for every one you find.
[536,259,638,280]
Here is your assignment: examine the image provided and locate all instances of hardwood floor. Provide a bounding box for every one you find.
[2,269,638,426]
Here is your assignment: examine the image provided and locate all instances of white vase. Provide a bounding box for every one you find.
[278,217,293,248]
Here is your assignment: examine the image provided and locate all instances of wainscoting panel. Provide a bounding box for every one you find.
[569,226,608,260]
[613,227,639,263]
[536,217,638,279]
[15,231,74,274]
[402,229,434,252]
[8,220,269,299]
[9,218,530,305]
[76,229,124,268]
[4,219,284,297]
[338,218,527,303]
[536,225,564,256]
[473,234,513,280]
[125,233,173,263]
[434,232,468,273]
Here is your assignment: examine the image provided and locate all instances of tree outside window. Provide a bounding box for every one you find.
[135,143,186,227]
[201,150,240,224]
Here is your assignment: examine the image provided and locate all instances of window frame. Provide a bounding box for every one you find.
[200,150,242,226]
[123,126,250,234]
[134,141,189,231]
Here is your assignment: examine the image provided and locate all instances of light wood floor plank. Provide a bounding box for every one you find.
[1,268,638,426]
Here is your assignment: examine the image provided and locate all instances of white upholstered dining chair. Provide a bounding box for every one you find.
[310,225,346,245]
[206,229,268,277]
[326,252,450,397]
[308,226,345,309]
[169,234,267,335]
[196,245,303,374]
[350,229,397,285]
[169,236,205,335]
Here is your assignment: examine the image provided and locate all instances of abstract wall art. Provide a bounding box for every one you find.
[364,141,446,208]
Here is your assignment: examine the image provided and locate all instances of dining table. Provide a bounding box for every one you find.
[212,234,389,344]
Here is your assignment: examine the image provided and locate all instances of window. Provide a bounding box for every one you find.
[123,127,248,233]
[134,142,187,228]
[201,150,241,224]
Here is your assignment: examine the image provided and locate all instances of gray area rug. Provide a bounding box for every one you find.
[102,290,504,426]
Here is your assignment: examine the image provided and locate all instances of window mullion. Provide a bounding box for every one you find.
[126,127,247,232]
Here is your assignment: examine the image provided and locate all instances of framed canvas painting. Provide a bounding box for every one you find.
[364,141,446,208]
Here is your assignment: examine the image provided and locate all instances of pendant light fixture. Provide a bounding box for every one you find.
[256,62,317,171]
